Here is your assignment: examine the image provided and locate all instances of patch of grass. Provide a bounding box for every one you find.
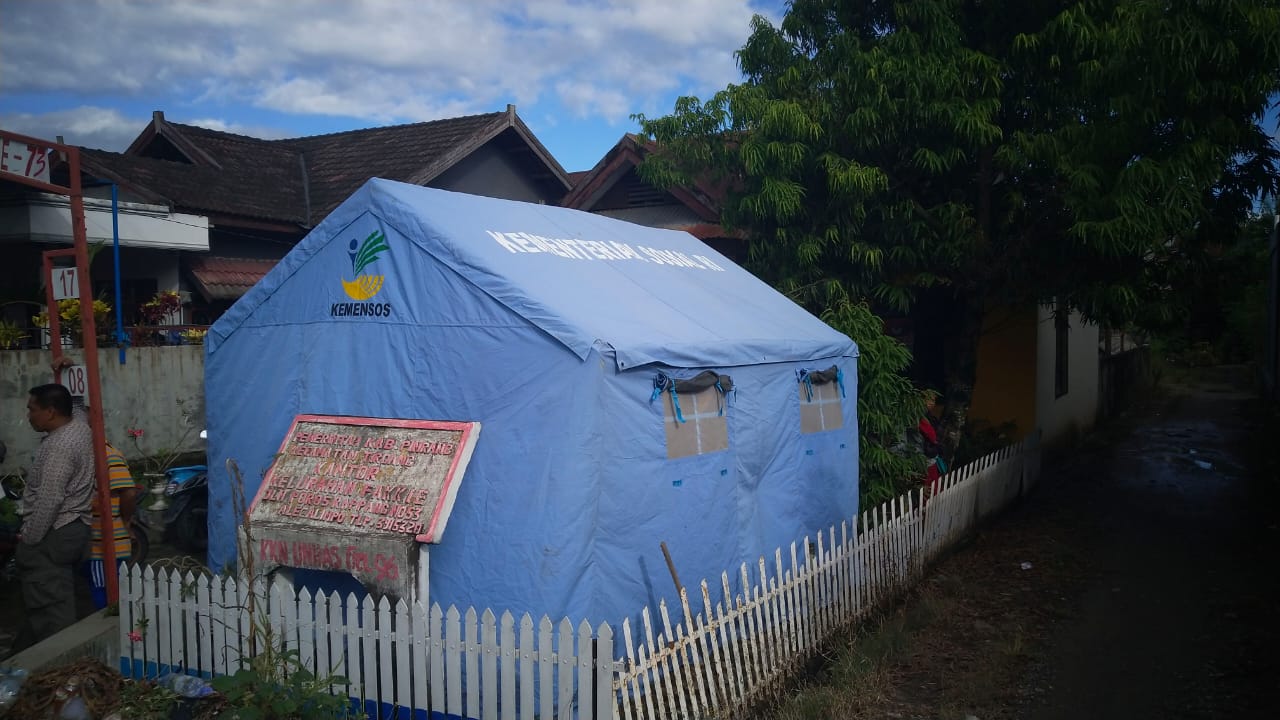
[761,587,959,719]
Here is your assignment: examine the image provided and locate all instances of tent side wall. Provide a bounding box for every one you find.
[591,356,859,623]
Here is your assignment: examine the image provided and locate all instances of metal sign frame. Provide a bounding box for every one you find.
[3,127,118,603]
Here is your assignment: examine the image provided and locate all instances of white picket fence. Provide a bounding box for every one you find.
[118,569,618,719]
[613,430,1041,719]
[120,432,1040,719]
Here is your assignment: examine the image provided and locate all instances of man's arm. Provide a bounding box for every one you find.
[118,486,138,526]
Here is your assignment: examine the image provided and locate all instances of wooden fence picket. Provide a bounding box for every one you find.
[464,607,480,718]
[499,611,516,720]
[481,608,497,720]
[429,604,445,715]
[521,613,538,720]
[556,618,575,720]
[445,606,463,716]
[535,615,553,720]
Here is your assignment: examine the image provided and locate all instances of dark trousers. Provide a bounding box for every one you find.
[12,521,90,653]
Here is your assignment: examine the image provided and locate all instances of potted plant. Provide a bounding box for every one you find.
[0,319,27,349]
[31,297,114,346]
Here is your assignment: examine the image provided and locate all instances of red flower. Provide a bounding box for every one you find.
[127,428,144,438]
[128,630,143,643]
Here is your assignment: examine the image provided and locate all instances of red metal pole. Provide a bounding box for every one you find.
[7,129,119,605]
[42,254,63,361]
[66,148,118,605]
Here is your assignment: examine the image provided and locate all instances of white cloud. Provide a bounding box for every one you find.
[0,106,296,151]
[555,80,631,120]
[0,0,778,126]
[0,106,143,151]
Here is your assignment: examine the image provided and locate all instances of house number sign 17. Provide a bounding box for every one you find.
[51,266,79,300]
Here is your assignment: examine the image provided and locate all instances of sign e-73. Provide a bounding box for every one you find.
[0,137,50,184]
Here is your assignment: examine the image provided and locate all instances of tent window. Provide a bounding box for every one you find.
[653,371,732,459]
[798,366,845,434]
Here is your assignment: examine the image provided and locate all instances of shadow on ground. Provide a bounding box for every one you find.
[763,365,1279,720]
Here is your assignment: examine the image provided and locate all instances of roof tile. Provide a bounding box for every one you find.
[187,256,277,300]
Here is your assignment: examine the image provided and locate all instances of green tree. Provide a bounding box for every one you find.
[638,0,1280,458]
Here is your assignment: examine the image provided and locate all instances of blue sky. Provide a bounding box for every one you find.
[0,0,783,173]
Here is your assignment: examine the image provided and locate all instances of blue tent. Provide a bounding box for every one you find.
[205,178,859,623]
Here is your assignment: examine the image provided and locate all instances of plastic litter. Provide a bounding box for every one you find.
[1020,561,1033,570]
[58,694,90,720]
[50,675,90,720]
[1193,459,1213,470]
[0,666,29,712]
[160,672,214,698]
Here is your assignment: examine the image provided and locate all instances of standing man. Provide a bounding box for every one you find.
[13,383,95,652]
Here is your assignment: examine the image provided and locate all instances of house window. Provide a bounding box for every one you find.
[655,371,732,459]
[1054,300,1069,398]
[799,366,845,434]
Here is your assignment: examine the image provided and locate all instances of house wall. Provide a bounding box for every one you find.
[430,142,554,204]
[1035,304,1100,447]
[0,193,208,251]
[0,241,189,347]
[0,346,206,477]
[968,306,1038,439]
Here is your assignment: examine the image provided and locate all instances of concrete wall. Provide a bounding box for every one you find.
[0,346,204,475]
[1035,304,1100,447]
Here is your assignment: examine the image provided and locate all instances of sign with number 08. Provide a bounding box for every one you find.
[60,365,87,398]
[52,267,78,300]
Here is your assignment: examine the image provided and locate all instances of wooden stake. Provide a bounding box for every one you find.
[661,541,683,594]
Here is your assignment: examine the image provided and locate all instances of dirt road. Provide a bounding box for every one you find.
[769,366,1279,719]
[1027,367,1278,718]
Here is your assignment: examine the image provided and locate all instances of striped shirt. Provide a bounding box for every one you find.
[89,442,135,560]
[22,415,95,544]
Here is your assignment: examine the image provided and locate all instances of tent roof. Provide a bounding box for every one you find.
[209,178,857,370]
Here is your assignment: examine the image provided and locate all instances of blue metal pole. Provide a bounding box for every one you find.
[112,183,125,364]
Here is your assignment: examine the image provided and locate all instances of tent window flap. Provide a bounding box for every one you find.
[799,366,844,434]
[652,371,733,459]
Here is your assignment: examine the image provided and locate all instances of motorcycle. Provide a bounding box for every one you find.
[162,464,208,553]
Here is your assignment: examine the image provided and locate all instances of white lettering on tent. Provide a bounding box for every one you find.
[486,230,524,253]
[484,230,727,271]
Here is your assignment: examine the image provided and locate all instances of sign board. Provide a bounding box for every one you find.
[58,364,87,398]
[0,137,51,184]
[248,415,480,597]
[51,266,79,300]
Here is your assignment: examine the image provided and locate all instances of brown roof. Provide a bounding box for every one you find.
[81,140,309,225]
[187,256,277,301]
[277,112,508,218]
[562,133,725,224]
[82,107,570,230]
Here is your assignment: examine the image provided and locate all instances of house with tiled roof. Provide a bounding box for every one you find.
[561,133,745,263]
[0,105,570,343]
